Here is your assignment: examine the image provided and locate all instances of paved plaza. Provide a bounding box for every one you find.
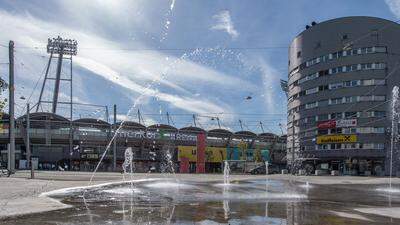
[1,171,400,220]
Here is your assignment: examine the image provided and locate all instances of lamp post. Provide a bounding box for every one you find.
[8,41,15,172]
[26,103,34,179]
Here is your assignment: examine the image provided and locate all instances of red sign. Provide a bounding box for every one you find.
[317,120,336,129]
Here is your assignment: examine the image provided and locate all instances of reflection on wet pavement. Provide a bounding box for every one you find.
[4,178,400,225]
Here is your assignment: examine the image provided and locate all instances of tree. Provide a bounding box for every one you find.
[254,145,262,162]
[238,141,247,160]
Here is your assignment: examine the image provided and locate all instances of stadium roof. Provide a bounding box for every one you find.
[17,112,69,122]
[12,112,284,136]
[73,118,110,126]
[208,128,233,137]
[258,132,279,138]
[115,121,146,130]
[147,124,178,132]
[179,126,205,134]
[233,130,257,138]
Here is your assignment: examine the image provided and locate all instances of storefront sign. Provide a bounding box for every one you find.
[116,130,197,141]
[316,134,357,144]
[317,120,336,129]
[336,119,357,128]
[81,153,99,159]
[318,119,357,129]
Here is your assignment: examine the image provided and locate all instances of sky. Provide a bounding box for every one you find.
[0,0,400,134]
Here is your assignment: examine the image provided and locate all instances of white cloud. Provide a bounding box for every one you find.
[385,0,400,18]
[211,10,239,39]
[76,56,230,115]
[241,55,286,114]
[0,9,242,118]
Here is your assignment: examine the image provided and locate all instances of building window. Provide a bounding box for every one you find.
[375,62,387,69]
[306,87,319,95]
[330,82,343,90]
[317,144,328,150]
[342,127,356,134]
[374,46,387,53]
[293,60,387,86]
[359,96,373,101]
[345,112,357,118]
[374,111,386,118]
[330,112,343,119]
[329,98,342,105]
[374,127,385,133]
[373,95,386,101]
[318,129,328,135]
[305,101,318,109]
[317,114,329,121]
[330,128,342,134]
[319,100,329,107]
[362,79,374,86]
[297,51,301,58]
[357,127,385,134]
[343,96,356,103]
[330,143,341,150]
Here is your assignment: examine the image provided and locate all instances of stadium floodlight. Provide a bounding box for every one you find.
[47,36,78,55]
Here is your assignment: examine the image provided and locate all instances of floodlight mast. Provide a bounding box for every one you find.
[37,36,77,114]
[47,37,77,114]
[34,37,77,171]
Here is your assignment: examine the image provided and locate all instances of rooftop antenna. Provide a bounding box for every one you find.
[259,121,265,133]
[239,119,243,131]
[278,123,285,135]
[137,109,142,124]
[166,112,170,125]
[216,117,221,129]
[192,114,197,127]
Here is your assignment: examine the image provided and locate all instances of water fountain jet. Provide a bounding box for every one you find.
[223,161,230,186]
[390,86,399,191]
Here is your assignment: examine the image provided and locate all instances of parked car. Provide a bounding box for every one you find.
[249,163,280,175]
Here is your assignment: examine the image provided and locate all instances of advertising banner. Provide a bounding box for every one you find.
[336,119,357,128]
[317,120,336,129]
[178,146,197,162]
[317,134,357,144]
[318,119,357,129]
[205,147,226,163]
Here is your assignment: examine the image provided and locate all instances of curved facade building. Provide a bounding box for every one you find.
[287,16,400,175]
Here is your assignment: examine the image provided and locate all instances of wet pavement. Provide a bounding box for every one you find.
[3,178,400,225]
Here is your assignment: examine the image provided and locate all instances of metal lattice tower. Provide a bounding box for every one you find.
[36,36,77,118]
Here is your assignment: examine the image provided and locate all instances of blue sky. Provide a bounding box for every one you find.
[0,0,400,134]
